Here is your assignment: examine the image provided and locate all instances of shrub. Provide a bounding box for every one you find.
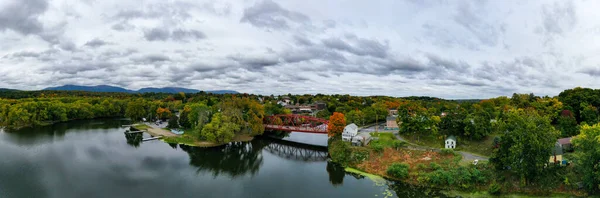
[387,163,410,178]
[440,148,455,155]
[488,182,501,195]
[429,162,442,170]
[370,142,384,153]
[417,164,427,170]
[349,147,370,164]
[392,140,407,149]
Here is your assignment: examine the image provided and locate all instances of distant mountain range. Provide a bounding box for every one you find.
[42,85,238,94]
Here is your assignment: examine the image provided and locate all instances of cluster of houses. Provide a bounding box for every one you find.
[276,96,327,114]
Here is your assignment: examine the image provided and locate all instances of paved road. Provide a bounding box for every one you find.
[358,123,393,132]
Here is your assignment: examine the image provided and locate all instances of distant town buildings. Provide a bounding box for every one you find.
[385,116,399,130]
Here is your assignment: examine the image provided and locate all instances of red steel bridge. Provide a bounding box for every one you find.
[263,114,328,134]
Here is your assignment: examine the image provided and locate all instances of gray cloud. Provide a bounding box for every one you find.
[541,1,577,36]
[144,28,206,42]
[1,0,599,98]
[144,28,170,41]
[321,34,389,58]
[0,0,48,36]
[453,1,503,47]
[172,29,206,41]
[240,0,310,30]
[131,54,171,64]
[84,38,111,48]
[578,67,600,77]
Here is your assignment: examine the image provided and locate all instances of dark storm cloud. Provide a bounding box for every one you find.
[84,38,111,48]
[131,54,170,63]
[240,0,310,30]
[144,28,206,42]
[578,67,600,77]
[0,0,48,36]
[321,34,389,58]
[540,1,576,36]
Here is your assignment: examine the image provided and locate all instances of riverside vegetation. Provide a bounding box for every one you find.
[329,87,600,197]
[2,88,600,196]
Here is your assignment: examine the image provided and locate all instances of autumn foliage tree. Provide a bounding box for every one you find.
[328,112,346,137]
[156,107,172,120]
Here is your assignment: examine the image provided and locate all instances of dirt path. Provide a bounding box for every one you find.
[147,127,178,137]
[135,123,179,137]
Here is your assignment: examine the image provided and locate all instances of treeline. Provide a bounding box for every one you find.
[0,98,129,128]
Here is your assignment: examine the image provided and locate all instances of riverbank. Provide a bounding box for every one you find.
[163,133,254,147]
[329,137,587,197]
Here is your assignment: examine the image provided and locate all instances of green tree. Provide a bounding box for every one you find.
[572,124,600,194]
[490,109,559,184]
[557,110,578,137]
[580,102,599,125]
[316,108,331,119]
[167,115,179,128]
[125,99,147,121]
[440,106,466,136]
[463,105,493,140]
[397,102,440,141]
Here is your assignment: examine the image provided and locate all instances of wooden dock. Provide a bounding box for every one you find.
[125,130,147,134]
[142,136,163,142]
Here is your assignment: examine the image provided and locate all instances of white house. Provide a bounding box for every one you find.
[342,123,358,142]
[352,132,372,146]
[445,136,457,149]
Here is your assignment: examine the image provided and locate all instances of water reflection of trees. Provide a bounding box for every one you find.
[124,132,142,147]
[179,140,269,178]
[4,119,130,138]
[326,161,345,186]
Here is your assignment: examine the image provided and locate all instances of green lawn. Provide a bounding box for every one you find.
[133,124,150,130]
[399,133,496,157]
[455,135,497,156]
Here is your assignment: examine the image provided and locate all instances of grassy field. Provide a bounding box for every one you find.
[132,124,150,130]
[399,133,497,157]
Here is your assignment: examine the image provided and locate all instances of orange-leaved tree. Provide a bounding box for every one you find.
[328,112,346,137]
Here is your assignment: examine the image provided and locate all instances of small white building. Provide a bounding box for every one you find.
[342,123,358,142]
[445,136,457,149]
[352,132,372,146]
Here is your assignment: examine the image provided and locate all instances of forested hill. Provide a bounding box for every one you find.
[41,85,239,94]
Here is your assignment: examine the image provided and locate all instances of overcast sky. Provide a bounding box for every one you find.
[1,0,599,99]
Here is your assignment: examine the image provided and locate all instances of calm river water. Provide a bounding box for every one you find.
[0,119,450,198]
